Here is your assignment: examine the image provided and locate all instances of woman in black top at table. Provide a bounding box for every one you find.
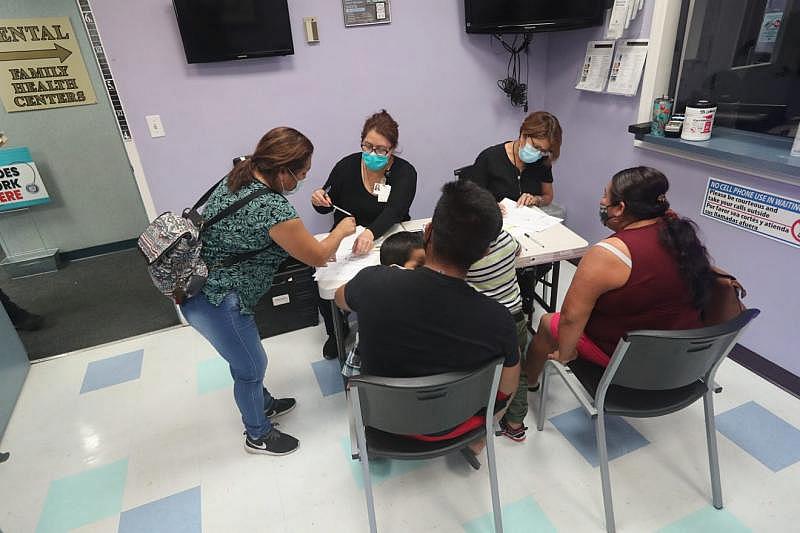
[311,109,417,358]
[470,111,562,208]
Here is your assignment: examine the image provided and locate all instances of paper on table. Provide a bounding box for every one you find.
[576,40,615,92]
[314,253,379,282]
[499,198,562,234]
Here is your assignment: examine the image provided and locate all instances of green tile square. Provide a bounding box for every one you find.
[658,506,751,533]
[197,357,233,395]
[36,459,128,533]
[463,496,556,533]
[341,437,427,488]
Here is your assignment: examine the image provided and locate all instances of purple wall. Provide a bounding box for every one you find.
[90,0,545,234]
[543,5,800,374]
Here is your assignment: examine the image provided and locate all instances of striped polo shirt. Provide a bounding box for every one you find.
[466,230,523,315]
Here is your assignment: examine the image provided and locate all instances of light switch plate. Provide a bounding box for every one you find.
[145,115,166,138]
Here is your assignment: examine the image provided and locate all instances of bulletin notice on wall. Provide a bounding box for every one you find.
[0,17,97,112]
[342,0,391,27]
[701,178,800,249]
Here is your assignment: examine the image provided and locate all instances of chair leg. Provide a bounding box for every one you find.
[355,425,378,533]
[536,362,550,431]
[703,391,724,509]
[485,428,504,533]
[595,412,616,533]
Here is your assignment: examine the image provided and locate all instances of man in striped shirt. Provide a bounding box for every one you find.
[467,229,530,441]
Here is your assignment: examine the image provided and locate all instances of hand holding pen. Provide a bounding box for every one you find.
[312,186,354,217]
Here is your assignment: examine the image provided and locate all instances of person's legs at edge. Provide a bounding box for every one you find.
[526,313,559,385]
[182,291,298,455]
[500,316,530,440]
[318,297,349,360]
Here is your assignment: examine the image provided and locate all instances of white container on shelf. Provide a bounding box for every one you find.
[681,99,717,141]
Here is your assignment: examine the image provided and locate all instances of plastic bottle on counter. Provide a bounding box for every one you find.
[681,99,717,141]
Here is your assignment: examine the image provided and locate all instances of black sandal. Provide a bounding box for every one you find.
[460,447,481,470]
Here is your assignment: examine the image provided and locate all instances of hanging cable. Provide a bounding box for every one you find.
[494,32,533,111]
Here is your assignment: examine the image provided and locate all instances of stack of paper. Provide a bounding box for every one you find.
[499,199,562,238]
[314,226,380,283]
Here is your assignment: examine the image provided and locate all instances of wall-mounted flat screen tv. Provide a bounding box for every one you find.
[465,0,606,34]
[173,0,294,63]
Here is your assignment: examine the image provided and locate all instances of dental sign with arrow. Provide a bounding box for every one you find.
[0,17,97,112]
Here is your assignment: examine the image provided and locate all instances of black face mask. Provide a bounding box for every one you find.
[599,205,611,226]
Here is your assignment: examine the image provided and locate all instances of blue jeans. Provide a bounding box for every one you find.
[181,291,274,438]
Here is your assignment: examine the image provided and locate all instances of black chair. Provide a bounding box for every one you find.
[535,309,760,533]
[348,358,506,533]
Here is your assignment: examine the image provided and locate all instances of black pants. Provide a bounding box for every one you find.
[317,297,349,337]
[517,263,553,316]
[0,288,26,325]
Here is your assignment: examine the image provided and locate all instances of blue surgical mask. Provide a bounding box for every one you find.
[282,169,303,196]
[362,151,389,171]
[518,142,542,164]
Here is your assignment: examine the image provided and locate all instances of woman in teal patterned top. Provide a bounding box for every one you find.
[181,127,355,456]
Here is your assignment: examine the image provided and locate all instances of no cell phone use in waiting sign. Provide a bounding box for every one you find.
[702,177,800,249]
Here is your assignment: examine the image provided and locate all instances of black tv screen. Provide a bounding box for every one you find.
[465,0,606,34]
[173,0,294,63]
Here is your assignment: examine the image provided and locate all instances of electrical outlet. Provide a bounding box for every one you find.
[145,115,166,138]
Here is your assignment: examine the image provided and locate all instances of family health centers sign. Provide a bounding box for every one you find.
[0,17,96,112]
[702,178,800,249]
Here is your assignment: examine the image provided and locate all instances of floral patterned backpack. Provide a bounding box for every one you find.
[137,178,270,304]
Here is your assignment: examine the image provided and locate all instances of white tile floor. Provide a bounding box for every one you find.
[2,263,799,532]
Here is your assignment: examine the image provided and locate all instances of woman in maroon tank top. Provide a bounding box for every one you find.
[525,167,714,383]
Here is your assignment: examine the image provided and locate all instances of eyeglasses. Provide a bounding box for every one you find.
[361,141,391,156]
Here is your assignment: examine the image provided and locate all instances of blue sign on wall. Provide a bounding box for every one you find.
[0,147,51,212]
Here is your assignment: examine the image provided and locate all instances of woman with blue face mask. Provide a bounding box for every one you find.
[310,109,418,359]
[468,111,562,208]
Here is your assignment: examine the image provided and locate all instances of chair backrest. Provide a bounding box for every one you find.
[454,164,474,181]
[348,358,504,435]
[603,309,760,392]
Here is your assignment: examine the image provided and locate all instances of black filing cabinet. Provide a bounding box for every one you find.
[253,258,319,338]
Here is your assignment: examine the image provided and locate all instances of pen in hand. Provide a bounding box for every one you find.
[322,186,354,217]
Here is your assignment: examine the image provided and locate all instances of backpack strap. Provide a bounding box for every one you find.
[201,186,273,231]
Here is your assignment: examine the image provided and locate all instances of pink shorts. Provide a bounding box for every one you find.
[549,312,611,367]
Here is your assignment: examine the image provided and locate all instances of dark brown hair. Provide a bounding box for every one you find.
[228,127,313,193]
[361,109,399,148]
[610,166,712,309]
[520,111,563,163]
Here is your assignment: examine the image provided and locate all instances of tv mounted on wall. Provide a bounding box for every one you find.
[173,0,294,64]
[465,0,606,34]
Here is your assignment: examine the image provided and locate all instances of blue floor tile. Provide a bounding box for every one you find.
[716,401,800,472]
[658,506,751,533]
[80,350,144,394]
[341,437,427,488]
[549,407,649,467]
[118,486,201,533]
[312,359,345,397]
[36,459,128,533]
[463,496,556,533]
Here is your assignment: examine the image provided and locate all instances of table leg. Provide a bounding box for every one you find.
[330,300,347,367]
[548,261,560,313]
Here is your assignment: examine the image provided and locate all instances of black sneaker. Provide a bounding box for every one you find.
[499,417,528,442]
[244,428,299,456]
[322,336,338,360]
[265,397,296,419]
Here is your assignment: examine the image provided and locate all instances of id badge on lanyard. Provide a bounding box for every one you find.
[373,183,391,203]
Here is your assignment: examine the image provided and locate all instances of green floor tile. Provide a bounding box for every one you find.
[197,357,233,395]
[658,506,751,533]
[463,496,557,533]
[36,459,128,533]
